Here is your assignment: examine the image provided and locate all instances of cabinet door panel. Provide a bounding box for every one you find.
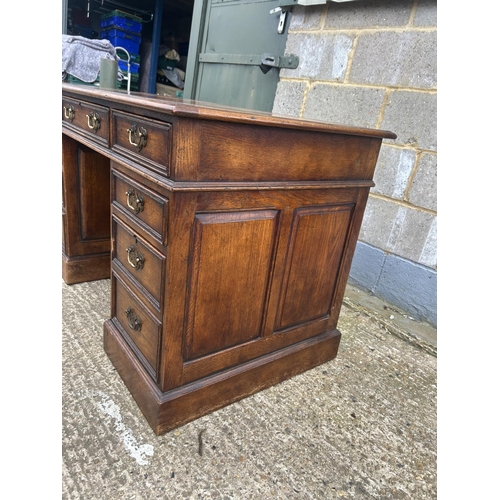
[164,189,362,390]
[275,204,354,331]
[184,210,279,360]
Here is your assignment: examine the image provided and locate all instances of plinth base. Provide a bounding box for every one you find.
[103,318,341,435]
[62,251,111,285]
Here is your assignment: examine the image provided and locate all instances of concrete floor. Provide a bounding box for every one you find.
[62,279,437,499]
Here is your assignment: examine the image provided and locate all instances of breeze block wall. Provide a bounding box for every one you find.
[273,0,437,327]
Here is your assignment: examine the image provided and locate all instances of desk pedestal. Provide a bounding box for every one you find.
[61,84,395,435]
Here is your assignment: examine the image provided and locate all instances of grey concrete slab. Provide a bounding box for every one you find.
[62,279,436,499]
[344,283,436,354]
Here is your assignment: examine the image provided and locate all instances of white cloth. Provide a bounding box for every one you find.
[62,35,117,82]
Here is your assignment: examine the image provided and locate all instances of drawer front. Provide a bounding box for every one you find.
[112,170,168,246]
[113,215,165,309]
[114,274,161,378]
[111,110,172,175]
[62,97,110,146]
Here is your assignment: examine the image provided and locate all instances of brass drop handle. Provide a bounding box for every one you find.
[127,124,148,151]
[125,188,144,214]
[63,105,75,122]
[125,307,142,332]
[126,245,145,270]
[86,111,101,132]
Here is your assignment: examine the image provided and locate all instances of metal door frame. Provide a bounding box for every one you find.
[183,0,208,99]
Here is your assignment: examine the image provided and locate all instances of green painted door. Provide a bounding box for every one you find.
[184,0,295,112]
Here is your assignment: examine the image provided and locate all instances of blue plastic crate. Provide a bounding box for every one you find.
[118,60,140,75]
[100,15,142,34]
[101,28,141,44]
[101,29,141,55]
[116,48,140,64]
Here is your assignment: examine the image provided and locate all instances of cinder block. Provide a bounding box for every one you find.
[303,84,385,128]
[373,145,416,200]
[289,4,325,31]
[359,196,436,265]
[375,253,437,327]
[272,80,307,117]
[325,0,413,29]
[414,0,437,27]
[408,153,437,211]
[349,241,385,291]
[418,216,437,268]
[349,31,437,89]
[281,33,354,81]
[381,90,437,151]
[389,206,436,265]
[359,196,400,250]
[349,241,437,327]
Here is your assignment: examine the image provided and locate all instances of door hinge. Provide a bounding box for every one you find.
[198,53,299,73]
[260,53,299,74]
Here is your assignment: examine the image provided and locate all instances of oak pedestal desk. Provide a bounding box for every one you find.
[62,83,396,435]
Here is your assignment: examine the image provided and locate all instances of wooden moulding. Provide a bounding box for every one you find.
[103,318,341,435]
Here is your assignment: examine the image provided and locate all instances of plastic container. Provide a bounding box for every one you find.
[116,49,140,64]
[118,60,140,75]
[101,28,141,44]
[101,9,142,31]
[100,15,142,34]
[101,29,141,55]
[100,58,118,89]
[118,72,139,91]
[65,75,97,86]
[158,58,177,70]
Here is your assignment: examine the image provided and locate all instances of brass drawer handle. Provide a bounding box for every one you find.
[126,246,145,270]
[125,188,144,214]
[125,307,142,331]
[127,124,148,152]
[86,111,101,132]
[63,105,75,122]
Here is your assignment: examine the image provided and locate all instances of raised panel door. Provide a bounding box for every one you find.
[183,209,280,360]
[275,204,354,331]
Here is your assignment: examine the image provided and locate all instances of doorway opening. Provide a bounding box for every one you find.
[64,0,293,112]
[65,0,195,97]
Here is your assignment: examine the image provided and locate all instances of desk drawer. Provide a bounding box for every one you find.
[111,110,172,175]
[112,169,169,246]
[62,97,109,146]
[114,273,161,378]
[113,215,165,309]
